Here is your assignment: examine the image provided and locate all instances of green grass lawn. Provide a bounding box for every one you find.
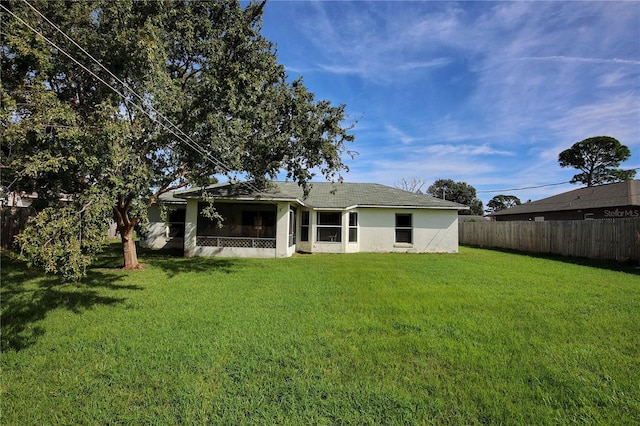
[2,245,639,425]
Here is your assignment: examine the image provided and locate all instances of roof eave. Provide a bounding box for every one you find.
[351,204,469,210]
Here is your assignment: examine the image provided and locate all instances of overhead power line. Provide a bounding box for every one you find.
[19,0,241,186]
[477,181,571,194]
[477,168,640,194]
[3,0,265,197]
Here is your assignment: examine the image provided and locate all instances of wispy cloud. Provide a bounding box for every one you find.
[549,92,640,145]
[418,144,516,157]
[318,57,451,78]
[515,56,640,66]
[262,1,639,205]
[385,124,423,145]
[345,156,497,185]
[283,2,462,83]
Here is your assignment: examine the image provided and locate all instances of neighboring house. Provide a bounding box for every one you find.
[491,180,640,221]
[141,181,468,258]
[1,191,37,208]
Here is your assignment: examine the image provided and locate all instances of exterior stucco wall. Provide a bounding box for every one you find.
[275,202,293,258]
[415,209,459,253]
[303,208,459,254]
[185,245,278,258]
[184,198,199,257]
[140,204,184,250]
[182,199,459,257]
[358,208,459,253]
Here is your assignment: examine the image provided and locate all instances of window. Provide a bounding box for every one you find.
[167,208,186,238]
[395,213,412,244]
[317,212,342,242]
[348,212,358,242]
[300,211,310,242]
[288,208,296,246]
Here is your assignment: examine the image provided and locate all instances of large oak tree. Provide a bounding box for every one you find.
[1,0,354,279]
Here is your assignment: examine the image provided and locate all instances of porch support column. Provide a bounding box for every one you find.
[184,198,198,257]
[275,202,289,258]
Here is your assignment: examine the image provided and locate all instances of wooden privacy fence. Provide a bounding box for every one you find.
[0,207,31,249]
[459,218,640,262]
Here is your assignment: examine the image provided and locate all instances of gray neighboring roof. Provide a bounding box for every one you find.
[491,180,640,216]
[176,181,468,211]
[158,191,187,204]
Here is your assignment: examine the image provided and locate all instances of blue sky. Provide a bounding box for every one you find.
[259,1,640,207]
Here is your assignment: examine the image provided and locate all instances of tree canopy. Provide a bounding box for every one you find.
[426,179,483,215]
[558,136,635,187]
[485,194,521,214]
[1,0,354,279]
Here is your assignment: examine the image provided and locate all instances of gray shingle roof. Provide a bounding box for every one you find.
[158,191,187,204]
[491,180,640,216]
[177,181,467,210]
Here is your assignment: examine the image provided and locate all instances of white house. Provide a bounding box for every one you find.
[141,181,468,257]
[139,191,188,250]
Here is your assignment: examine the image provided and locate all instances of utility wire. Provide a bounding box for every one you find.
[477,181,571,193]
[20,0,242,188]
[477,168,639,194]
[4,1,266,197]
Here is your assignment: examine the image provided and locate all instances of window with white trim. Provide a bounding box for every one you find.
[395,213,412,244]
[300,211,310,242]
[317,212,342,242]
[348,212,358,242]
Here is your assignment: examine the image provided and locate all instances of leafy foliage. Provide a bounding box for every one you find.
[486,194,521,214]
[15,196,110,280]
[426,179,483,215]
[1,0,354,279]
[558,136,635,187]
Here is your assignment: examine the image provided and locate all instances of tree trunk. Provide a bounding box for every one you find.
[114,198,142,270]
[120,223,142,270]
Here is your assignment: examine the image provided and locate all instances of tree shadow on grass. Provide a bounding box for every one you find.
[1,253,142,352]
[97,241,242,278]
[147,254,243,278]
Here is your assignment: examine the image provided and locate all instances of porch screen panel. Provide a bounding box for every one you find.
[197,203,276,238]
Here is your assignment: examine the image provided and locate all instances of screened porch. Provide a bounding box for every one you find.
[195,202,277,249]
